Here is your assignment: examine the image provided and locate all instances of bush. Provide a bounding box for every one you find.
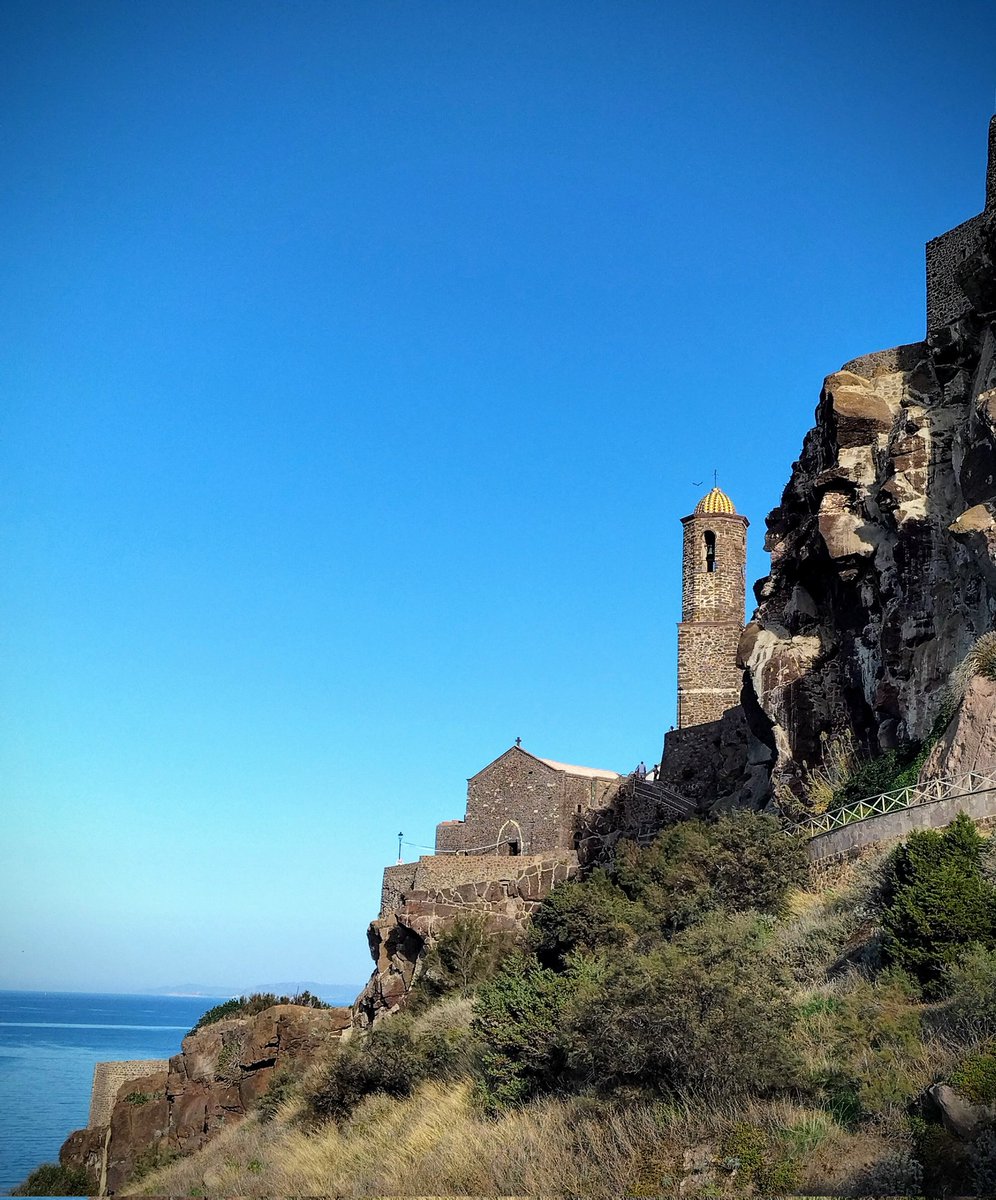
[721,1124,800,1195]
[530,870,646,969]
[812,972,924,1116]
[816,707,952,811]
[943,944,996,1036]
[308,1015,473,1122]
[11,1163,92,1196]
[949,1041,996,1106]
[880,813,996,994]
[257,1070,296,1122]
[612,812,807,930]
[189,989,329,1033]
[563,913,801,1100]
[472,953,579,1111]
[416,913,517,1003]
[530,811,807,968]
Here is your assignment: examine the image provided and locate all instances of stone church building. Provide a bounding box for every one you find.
[434,745,620,857]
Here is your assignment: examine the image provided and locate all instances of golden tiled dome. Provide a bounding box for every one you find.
[694,486,736,515]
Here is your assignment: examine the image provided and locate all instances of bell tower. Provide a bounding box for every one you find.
[676,487,748,728]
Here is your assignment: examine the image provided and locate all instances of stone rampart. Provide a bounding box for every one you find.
[381,862,418,916]
[379,853,578,919]
[88,1059,168,1128]
[396,853,579,938]
[807,791,996,863]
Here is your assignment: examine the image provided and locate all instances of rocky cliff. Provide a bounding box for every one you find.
[60,1003,350,1194]
[743,301,996,796]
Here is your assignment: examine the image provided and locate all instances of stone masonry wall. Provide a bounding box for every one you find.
[677,509,746,729]
[677,622,743,726]
[465,752,566,853]
[381,862,418,916]
[926,115,996,333]
[926,215,985,333]
[807,793,996,864]
[360,852,580,1024]
[381,853,579,936]
[434,820,465,853]
[379,853,579,919]
[88,1060,168,1128]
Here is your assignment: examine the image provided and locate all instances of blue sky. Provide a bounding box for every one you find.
[3,0,995,992]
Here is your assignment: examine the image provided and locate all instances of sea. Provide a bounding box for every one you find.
[0,990,225,1196]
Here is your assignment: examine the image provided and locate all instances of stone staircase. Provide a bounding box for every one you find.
[633,776,697,820]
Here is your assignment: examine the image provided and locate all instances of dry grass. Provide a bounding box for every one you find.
[949,629,996,705]
[132,1078,909,1198]
[802,729,862,813]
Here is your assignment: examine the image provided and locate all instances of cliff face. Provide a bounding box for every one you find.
[743,313,996,789]
[60,1003,351,1194]
[356,852,579,1026]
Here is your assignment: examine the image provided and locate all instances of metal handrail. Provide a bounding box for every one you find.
[788,771,996,839]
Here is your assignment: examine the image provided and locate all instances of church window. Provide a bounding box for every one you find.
[704,530,717,572]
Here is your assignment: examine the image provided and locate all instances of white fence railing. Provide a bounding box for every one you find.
[788,771,996,839]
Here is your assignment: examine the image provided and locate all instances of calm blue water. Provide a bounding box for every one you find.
[0,990,225,1196]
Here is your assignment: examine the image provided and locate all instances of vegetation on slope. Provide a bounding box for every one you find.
[188,989,330,1033]
[135,811,996,1198]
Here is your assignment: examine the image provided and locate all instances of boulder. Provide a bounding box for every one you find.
[926,1082,996,1140]
[921,674,996,780]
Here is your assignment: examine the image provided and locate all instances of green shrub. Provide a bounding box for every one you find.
[949,1041,996,1105]
[721,1124,799,1195]
[529,870,646,969]
[825,706,953,810]
[530,811,806,968]
[611,811,807,931]
[257,1070,296,1122]
[813,972,924,1117]
[943,944,996,1035]
[128,1144,184,1183]
[416,913,517,1003]
[563,913,801,1100]
[189,989,330,1034]
[308,1015,473,1122]
[833,744,924,807]
[472,953,579,1111]
[880,813,996,994]
[11,1163,92,1196]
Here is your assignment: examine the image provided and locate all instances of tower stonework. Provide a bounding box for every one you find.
[925,114,996,334]
[676,487,748,728]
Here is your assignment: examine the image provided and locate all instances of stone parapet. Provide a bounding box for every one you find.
[88,1059,169,1128]
[381,862,418,917]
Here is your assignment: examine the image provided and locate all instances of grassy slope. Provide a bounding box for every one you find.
[132,845,995,1199]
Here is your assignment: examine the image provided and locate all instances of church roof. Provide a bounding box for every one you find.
[694,486,737,515]
[536,756,620,779]
[469,745,620,782]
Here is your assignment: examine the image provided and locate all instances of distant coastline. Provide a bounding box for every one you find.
[142,981,361,1004]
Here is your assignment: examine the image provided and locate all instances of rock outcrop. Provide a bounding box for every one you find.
[922,673,996,779]
[60,1003,351,1194]
[355,852,579,1026]
[926,1081,996,1141]
[740,120,996,797]
[743,320,996,794]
